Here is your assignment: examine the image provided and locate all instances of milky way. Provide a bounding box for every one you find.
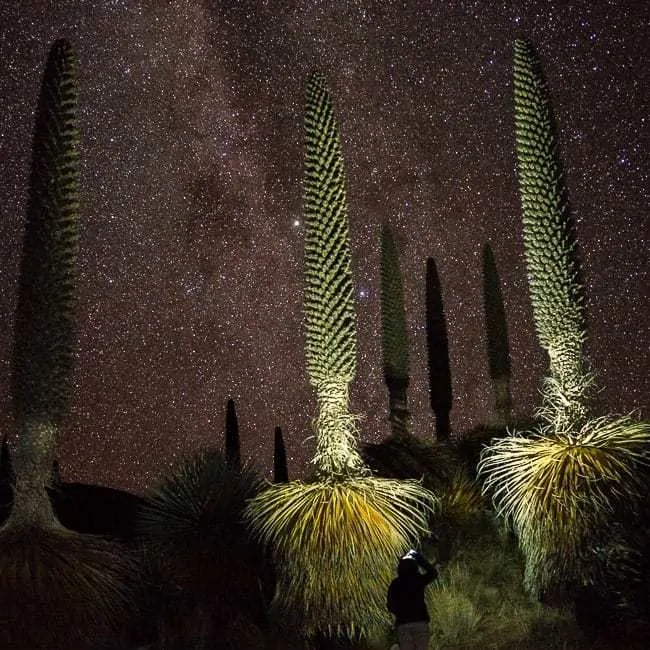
[0,1,647,492]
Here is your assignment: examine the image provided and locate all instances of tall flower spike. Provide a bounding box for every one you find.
[482,243,512,425]
[426,256,452,440]
[11,38,80,424]
[513,38,588,424]
[380,222,410,437]
[303,72,357,388]
[7,38,79,531]
[302,73,364,479]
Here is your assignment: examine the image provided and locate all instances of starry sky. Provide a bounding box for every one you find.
[0,1,648,493]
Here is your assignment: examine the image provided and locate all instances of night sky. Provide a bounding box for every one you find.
[0,1,647,493]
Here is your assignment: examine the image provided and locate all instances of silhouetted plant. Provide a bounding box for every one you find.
[245,73,434,640]
[225,397,241,469]
[0,40,132,650]
[362,434,458,494]
[8,37,80,531]
[426,256,452,441]
[138,451,263,575]
[482,243,512,426]
[0,434,14,488]
[380,222,411,437]
[479,39,650,599]
[0,527,134,650]
[274,426,289,483]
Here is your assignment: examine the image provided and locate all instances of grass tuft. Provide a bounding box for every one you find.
[423,514,587,650]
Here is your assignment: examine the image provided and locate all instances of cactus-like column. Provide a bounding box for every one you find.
[303,73,366,480]
[482,243,512,426]
[8,39,79,530]
[513,38,589,430]
[426,257,452,441]
[380,223,411,438]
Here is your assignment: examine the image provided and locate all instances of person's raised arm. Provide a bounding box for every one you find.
[413,551,437,584]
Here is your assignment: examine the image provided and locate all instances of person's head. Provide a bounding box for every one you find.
[397,557,419,577]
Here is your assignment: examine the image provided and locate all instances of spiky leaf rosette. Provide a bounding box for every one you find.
[0,527,133,650]
[303,72,356,387]
[244,477,436,638]
[380,223,410,436]
[11,39,79,424]
[138,451,263,561]
[513,39,588,417]
[137,451,268,630]
[478,414,650,596]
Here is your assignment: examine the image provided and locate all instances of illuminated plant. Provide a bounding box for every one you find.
[301,72,365,481]
[380,222,411,437]
[245,72,435,639]
[479,39,650,597]
[480,415,650,594]
[511,38,590,429]
[248,478,434,637]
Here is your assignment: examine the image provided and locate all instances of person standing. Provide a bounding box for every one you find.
[387,549,438,650]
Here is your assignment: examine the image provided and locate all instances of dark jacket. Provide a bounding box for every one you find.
[387,555,437,626]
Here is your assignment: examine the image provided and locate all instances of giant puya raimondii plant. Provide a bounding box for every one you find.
[479,39,650,597]
[224,398,241,469]
[1,40,130,649]
[426,256,452,441]
[245,73,435,639]
[8,38,81,531]
[380,222,411,438]
[482,243,512,426]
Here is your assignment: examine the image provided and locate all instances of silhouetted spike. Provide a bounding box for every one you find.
[379,223,410,437]
[225,398,241,469]
[273,426,289,483]
[426,257,452,441]
[482,243,512,425]
[11,38,79,424]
